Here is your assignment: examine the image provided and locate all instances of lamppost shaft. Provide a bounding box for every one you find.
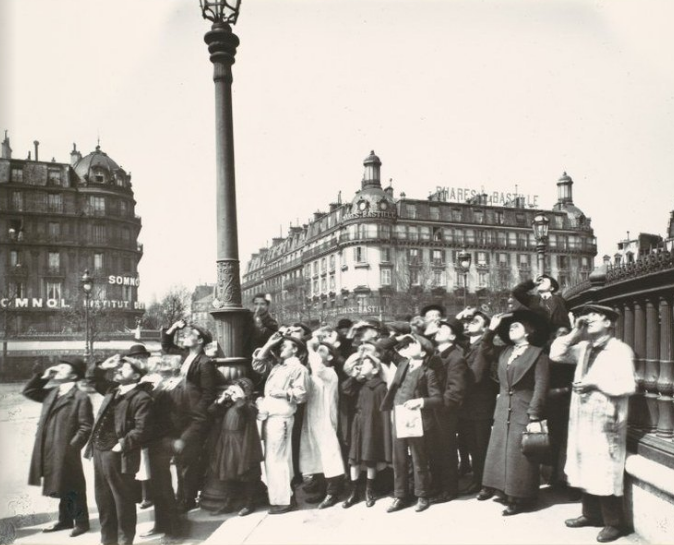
[537,242,547,277]
[84,294,90,361]
[204,23,249,363]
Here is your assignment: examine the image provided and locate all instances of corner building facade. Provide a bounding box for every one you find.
[1,134,143,334]
[242,152,597,325]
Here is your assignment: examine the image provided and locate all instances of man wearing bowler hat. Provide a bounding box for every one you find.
[86,352,153,545]
[513,274,571,332]
[24,357,93,537]
[550,304,636,543]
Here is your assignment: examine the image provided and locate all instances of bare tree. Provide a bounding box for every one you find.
[142,284,191,329]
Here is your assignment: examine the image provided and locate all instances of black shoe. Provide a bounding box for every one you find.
[69,525,89,538]
[43,522,73,533]
[342,484,360,509]
[268,504,295,515]
[238,505,254,517]
[430,492,456,504]
[597,526,627,543]
[302,476,322,493]
[365,487,376,508]
[318,494,338,509]
[565,515,602,528]
[459,482,482,496]
[476,488,494,501]
[386,498,407,513]
[502,503,527,516]
[415,497,430,512]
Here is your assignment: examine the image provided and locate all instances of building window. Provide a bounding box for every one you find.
[519,254,530,268]
[48,193,63,212]
[48,222,61,239]
[515,213,526,225]
[10,250,19,267]
[48,252,60,271]
[12,191,24,210]
[381,268,392,286]
[313,279,319,295]
[559,255,569,269]
[321,257,327,273]
[122,257,131,272]
[11,167,23,182]
[433,227,443,241]
[433,270,445,286]
[88,196,105,215]
[379,224,391,239]
[408,226,419,241]
[498,253,509,267]
[477,252,488,266]
[48,169,62,186]
[430,206,440,220]
[381,247,391,263]
[581,256,589,270]
[93,225,106,243]
[406,204,417,219]
[46,281,62,300]
[122,227,130,242]
[354,246,366,263]
[474,210,484,224]
[10,281,25,298]
[122,285,133,302]
[94,253,104,271]
[452,208,462,221]
[321,278,327,292]
[329,255,336,270]
[312,261,318,275]
[408,248,420,265]
[120,200,128,215]
[329,275,336,291]
[357,295,367,313]
[478,272,488,287]
[496,210,505,224]
[432,249,445,266]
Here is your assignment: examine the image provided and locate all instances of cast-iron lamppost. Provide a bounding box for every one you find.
[198,0,248,371]
[457,248,472,308]
[81,269,94,362]
[532,214,550,276]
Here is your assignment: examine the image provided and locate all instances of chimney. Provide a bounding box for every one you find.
[70,143,82,166]
[362,150,382,190]
[1,131,11,159]
[33,140,39,162]
[667,210,674,239]
[313,211,325,221]
[329,203,339,212]
[557,171,574,205]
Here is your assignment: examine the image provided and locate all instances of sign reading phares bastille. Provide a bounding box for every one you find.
[431,186,539,207]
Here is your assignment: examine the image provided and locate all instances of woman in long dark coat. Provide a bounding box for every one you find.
[480,310,550,516]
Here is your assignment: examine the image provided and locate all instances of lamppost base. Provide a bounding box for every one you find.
[211,307,251,376]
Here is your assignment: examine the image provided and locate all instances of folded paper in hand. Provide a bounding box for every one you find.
[394,404,424,438]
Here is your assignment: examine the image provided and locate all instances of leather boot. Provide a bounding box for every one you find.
[342,481,361,509]
[365,479,376,508]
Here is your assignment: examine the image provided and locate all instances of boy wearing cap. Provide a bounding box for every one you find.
[86,355,153,545]
[512,275,571,332]
[247,293,279,351]
[24,357,93,537]
[550,304,636,543]
[381,334,442,513]
[425,318,471,503]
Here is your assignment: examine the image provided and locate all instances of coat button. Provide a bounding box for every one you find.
[509,390,514,395]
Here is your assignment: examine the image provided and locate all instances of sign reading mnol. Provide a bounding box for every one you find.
[1,298,145,310]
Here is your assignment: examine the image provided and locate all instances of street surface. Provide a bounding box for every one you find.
[0,383,645,545]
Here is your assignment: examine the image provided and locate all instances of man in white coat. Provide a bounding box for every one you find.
[550,303,636,543]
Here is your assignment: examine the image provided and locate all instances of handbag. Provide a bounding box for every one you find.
[521,419,549,460]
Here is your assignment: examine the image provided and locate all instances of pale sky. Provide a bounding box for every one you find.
[3,0,674,304]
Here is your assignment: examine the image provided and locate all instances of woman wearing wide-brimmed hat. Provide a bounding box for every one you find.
[478,309,551,516]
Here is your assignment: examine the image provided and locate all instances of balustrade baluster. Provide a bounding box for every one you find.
[631,300,648,430]
[656,297,674,438]
[615,305,624,342]
[644,298,660,432]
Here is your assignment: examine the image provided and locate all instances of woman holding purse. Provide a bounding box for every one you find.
[478,309,551,516]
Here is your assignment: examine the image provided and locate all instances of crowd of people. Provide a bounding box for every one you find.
[23,278,637,544]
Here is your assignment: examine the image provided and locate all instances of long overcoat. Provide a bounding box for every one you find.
[24,374,94,496]
[550,335,636,496]
[482,344,550,499]
[343,375,392,465]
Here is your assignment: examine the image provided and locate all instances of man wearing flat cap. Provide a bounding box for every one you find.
[161,319,217,512]
[24,357,93,537]
[255,333,310,514]
[512,274,571,332]
[381,333,443,513]
[86,352,153,545]
[550,304,636,543]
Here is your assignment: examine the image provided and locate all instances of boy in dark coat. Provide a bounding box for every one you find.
[24,357,93,537]
[381,334,443,513]
[85,356,153,545]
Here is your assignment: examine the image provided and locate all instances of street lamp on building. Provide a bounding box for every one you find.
[81,269,94,362]
[532,214,550,276]
[457,248,472,307]
[197,0,248,368]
